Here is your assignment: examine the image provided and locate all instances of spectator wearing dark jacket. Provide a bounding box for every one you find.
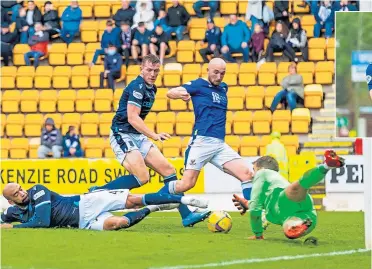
[38,118,63,158]
[152,0,165,16]
[221,15,251,63]
[60,0,82,44]
[1,0,22,23]
[63,126,83,158]
[314,0,334,38]
[25,1,42,35]
[250,22,265,62]
[113,0,136,27]
[149,25,170,65]
[266,21,297,62]
[24,22,49,67]
[131,22,150,64]
[1,8,11,26]
[165,0,190,41]
[1,23,18,66]
[193,0,218,18]
[334,0,357,12]
[199,18,221,63]
[287,18,308,61]
[90,20,120,66]
[274,0,289,27]
[42,1,60,39]
[100,44,122,91]
[15,7,28,43]
[119,20,132,67]
[154,9,170,32]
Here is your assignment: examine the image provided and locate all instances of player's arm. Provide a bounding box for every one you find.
[166,87,191,101]
[248,172,266,239]
[0,206,20,228]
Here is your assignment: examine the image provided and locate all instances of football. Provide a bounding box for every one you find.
[207,211,232,233]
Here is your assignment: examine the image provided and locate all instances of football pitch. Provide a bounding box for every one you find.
[2,212,370,269]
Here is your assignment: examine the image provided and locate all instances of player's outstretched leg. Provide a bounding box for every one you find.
[89,174,143,192]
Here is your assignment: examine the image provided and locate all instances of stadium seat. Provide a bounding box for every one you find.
[189,28,205,40]
[113,88,124,110]
[272,110,291,134]
[81,113,99,136]
[233,111,252,135]
[39,90,57,113]
[259,135,272,156]
[176,112,194,135]
[246,86,264,109]
[76,89,94,112]
[28,137,40,159]
[238,63,257,86]
[1,138,10,159]
[10,138,29,159]
[2,90,20,113]
[53,66,71,88]
[301,15,316,38]
[292,108,311,133]
[327,38,335,60]
[280,135,299,156]
[225,111,233,135]
[227,86,245,110]
[72,66,89,88]
[309,38,326,61]
[238,0,248,14]
[304,84,323,108]
[165,41,177,59]
[181,137,190,156]
[89,65,105,88]
[95,89,113,112]
[252,111,272,134]
[1,114,6,137]
[16,66,35,89]
[225,135,241,152]
[177,41,195,63]
[315,61,334,84]
[240,136,260,156]
[162,137,182,157]
[24,114,43,137]
[99,112,114,136]
[126,65,141,85]
[62,113,81,134]
[49,43,67,65]
[44,113,62,128]
[34,66,53,88]
[6,114,24,137]
[84,138,104,158]
[182,64,202,83]
[1,66,17,89]
[157,112,176,134]
[144,112,157,133]
[264,86,282,108]
[220,0,238,14]
[258,63,276,85]
[170,99,188,111]
[13,44,30,65]
[67,43,85,65]
[94,1,111,17]
[194,42,208,63]
[152,88,168,111]
[85,43,102,64]
[81,21,99,43]
[297,62,315,85]
[276,62,290,84]
[58,90,76,113]
[104,138,115,158]
[20,90,39,113]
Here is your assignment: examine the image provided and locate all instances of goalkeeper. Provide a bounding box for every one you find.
[232,150,345,240]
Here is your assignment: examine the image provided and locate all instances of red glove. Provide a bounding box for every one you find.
[324,150,345,168]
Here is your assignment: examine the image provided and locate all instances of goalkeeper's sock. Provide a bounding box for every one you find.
[241,181,253,200]
[122,208,151,228]
[298,165,329,189]
[142,193,182,205]
[94,175,142,191]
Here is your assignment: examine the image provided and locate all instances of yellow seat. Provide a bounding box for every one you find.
[165,41,177,59]
[225,135,240,152]
[181,137,190,156]
[162,137,182,157]
[277,62,291,82]
[240,136,260,156]
[309,38,326,61]
[44,113,62,128]
[315,61,334,84]
[157,112,176,134]
[238,0,248,14]
[264,86,282,108]
[85,43,102,64]
[13,44,30,65]
[81,21,99,42]
[24,114,43,137]
[177,41,195,63]
[28,137,40,158]
[259,135,272,155]
[84,138,104,158]
[164,74,181,87]
[239,63,257,86]
[1,138,10,158]
[72,66,89,88]
[81,113,99,136]
[20,90,39,113]
[258,62,276,86]
[10,138,29,159]
[292,108,311,133]
[144,112,157,133]
[34,66,53,89]
[53,66,72,89]
[297,62,315,85]
[220,0,238,14]
[95,89,113,112]
[293,2,310,13]
[189,28,205,40]
[233,111,252,135]
[89,65,105,87]
[152,88,168,112]
[326,38,335,60]
[246,86,264,109]
[76,89,94,112]
[99,112,114,136]
[94,1,111,17]
[39,90,57,113]
[62,113,81,134]
[6,114,25,137]
[113,88,124,110]
[225,111,233,134]
[170,99,187,111]
[227,86,245,110]
[189,18,207,29]
[16,66,35,89]
[2,90,20,113]
[252,110,272,134]
[272,110,291,134]
[67,43,85,65]
[80,4,93,18]
[58,90,76,112]
[1,66,17,89]
[183,64,202,75]
[280,135,299,156]
[176,112,194,135]
[1,114,6,137]
[304,84,323,108]
[126,65,141,85]
[49,43,67,65]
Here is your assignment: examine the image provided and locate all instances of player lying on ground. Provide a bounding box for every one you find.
[366,63,372,100]
[162,58,254,214]
[0,183,208,231]
[90,54,209,227]
[232,150,345,239]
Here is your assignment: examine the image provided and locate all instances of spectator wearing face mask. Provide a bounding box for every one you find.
[131,22,150,64]
[42,1,61,39]
[60,0,82,44]
[287,17,308,61]
[314,0,335,39]
[119,20,132,67]
[250,22,265,62]
[63,126,83,158]
[15,7,29,44]
[133,0,155,31]
[24,22,49,67]
[100,44,122,91]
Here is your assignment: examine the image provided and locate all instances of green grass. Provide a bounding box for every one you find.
[2,212,370,269]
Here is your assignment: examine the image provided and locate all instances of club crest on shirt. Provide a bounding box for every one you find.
[189,159,196,166]
[33,190,45,200]
[133,91,143,100]
[113,59,117,63]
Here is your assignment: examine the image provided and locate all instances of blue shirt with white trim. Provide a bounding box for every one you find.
[182,78,228,140]
[1,184,80,228]
[112,75,157,134]
[366,63,372,91]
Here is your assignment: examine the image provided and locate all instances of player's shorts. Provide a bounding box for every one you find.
[79,189,129,230]
[109,130,155,164]
[184,135,241,171]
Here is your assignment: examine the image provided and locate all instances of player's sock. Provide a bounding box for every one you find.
[93,175,142,191]
[241,181,253,200]
[142,193,182,205]
[122,208,151,228]
[298,165,329,189]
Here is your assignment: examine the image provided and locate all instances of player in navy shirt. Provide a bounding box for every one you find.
[366,63,372,100]
[0,182,208,230]
[166,58,254,203]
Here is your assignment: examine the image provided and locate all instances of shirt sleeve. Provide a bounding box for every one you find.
[366,64,372,91]
[182,79,200,96]
[1,207,20,223]
[248,170,267,237]
[127,84,145,108]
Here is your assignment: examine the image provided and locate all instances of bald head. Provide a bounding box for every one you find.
[3,183,18,199]
[207,58,226,86]
[3,183,29,206]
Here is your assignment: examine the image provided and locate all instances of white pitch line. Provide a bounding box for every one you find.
[149,248,371,269]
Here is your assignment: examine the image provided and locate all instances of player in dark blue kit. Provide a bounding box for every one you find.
[366,63,372,100]
[0,182,207,230]
[90,54,210,227]
[166,58,254,203]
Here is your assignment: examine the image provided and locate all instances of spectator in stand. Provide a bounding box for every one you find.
[245,0,263,33]
[314,0,334,39]
[334,0,357,11]
[15,7,28,44]
[154,9,170,33]
[270,63,304,112]
[287,17,308,61]
[300,1,318,15]
[199,18,221,63]
[152,0,165,16]
[131,22,150,64]
[1,8,11,26]
[1,0,23,23]
[133,0,155,31]
[274,0,289,27]
[100,43,122,91]
[25,1,42,36]
[250,22,265,62]
[193,0,218,19]
[165,0,190,41]
[63,126,83,158]
[119,20,132,67]
[42,1,60,39]
[149,25,169,65]
[266,21,297,62]
[38,118,63,159]
[113,0,136,27]
[221,14,251,63]
[1,23,18,66]
[24,22,49,67]
[90,20,120,67]
[60,0,82,44]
